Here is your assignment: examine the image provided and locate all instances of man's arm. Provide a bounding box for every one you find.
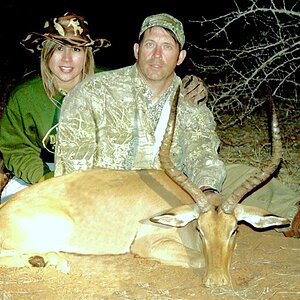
[172,76,226,191]
[55,85,97,176]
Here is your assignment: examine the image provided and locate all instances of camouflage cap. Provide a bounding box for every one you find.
[139,13,185,49]
[21,12,111,54]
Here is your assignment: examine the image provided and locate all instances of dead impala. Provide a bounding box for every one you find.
[0,90,289,287]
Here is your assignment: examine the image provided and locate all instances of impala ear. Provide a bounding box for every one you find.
[148,204,200,228]
[234,204,290,228]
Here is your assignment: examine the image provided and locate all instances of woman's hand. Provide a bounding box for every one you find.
[182,75,208,105]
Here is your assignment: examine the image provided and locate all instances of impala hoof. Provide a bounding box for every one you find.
[28,255,46,267]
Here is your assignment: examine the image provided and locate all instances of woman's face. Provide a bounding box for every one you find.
[48,44,86,92]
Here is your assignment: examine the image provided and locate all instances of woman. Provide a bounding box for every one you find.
[0,12,110,202]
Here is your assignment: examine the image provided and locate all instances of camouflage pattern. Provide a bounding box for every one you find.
[21,12,111,54]
[139,13,185,49]
[55,64,226,191]
[223,164,299,221]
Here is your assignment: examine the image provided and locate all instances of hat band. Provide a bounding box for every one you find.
[43,34,93,47]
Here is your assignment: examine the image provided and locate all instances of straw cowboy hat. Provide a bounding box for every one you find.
[21,12,111,53]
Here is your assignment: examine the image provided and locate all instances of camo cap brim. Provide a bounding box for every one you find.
[138,13,185,49]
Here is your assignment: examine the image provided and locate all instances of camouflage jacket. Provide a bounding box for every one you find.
[55,64,226,191]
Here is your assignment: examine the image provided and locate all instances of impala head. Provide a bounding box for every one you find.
[151,90,290,287]
[196,201,237,286]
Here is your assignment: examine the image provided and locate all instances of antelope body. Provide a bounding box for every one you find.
[0,168,203,268]
[0,92,289,287]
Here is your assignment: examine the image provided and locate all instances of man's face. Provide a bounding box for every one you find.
[134,27,186,84]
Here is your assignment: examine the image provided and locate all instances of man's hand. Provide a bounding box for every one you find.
[182,75,208,105]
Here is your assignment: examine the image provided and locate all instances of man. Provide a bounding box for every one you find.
[55,13,299,237]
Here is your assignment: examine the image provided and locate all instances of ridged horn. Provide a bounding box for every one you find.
[159,87,212,212]
[221,95,282,213]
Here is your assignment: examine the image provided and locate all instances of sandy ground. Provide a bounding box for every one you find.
[0,225,299,300]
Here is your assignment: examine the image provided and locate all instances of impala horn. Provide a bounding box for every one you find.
[221,94,282,213]
[159,87,212,213]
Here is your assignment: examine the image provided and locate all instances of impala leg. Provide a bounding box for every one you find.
[0,253,35,268]
[43,252,70,273]
[0,252,70,273]
[28,252,70,273]
[131,235,204,268]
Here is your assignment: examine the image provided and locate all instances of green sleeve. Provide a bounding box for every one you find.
[95,66,111,73]
[0,82,53,183]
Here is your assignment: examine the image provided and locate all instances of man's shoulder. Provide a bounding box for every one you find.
[82,65,134,87]
[96,65,133,77]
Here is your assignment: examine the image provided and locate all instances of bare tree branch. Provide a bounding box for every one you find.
[187,0,299,128]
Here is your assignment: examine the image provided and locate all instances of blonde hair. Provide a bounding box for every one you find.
[40,40,95,106]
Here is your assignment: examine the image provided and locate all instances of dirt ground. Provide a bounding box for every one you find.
[0,111,299,300]
[0,225,299,300]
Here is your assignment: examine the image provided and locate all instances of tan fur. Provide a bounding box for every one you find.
[0,167,289,287]
[0,169,204,273]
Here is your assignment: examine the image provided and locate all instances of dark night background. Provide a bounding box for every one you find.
[0,0,235,82]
